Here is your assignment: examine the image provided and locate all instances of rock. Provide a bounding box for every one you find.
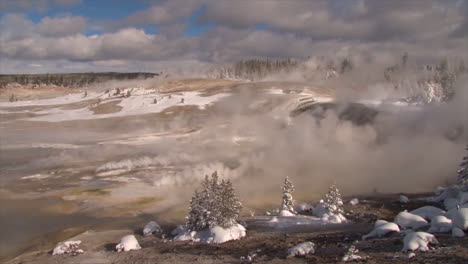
[116,235,141,252]
[143,221,162,236]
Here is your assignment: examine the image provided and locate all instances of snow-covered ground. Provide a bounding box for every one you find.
[0,88,229,122]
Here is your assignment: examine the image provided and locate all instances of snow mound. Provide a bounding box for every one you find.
[445,204,468,219]
[279,209,296,217]
[428,216,452,233]
[444,198,459,210]
[458,192,468,205]
[362,220,400,240]
[349,198,359,205]
[402,232,438,252]
[295,203,313,213]
[116,235,141,252]
[52,240,82,255]
[452,208,468,230]
[143,221,162,236]
[173,223,246,244]
[410,206,446,221]
[323,213,347,224]
[394,211,429,229]
[312,201,328,218]
[452,227,465,237]
[399,195,410,203]
[287,242,315,257]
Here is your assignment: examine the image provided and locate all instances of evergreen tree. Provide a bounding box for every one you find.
[324,184,344,215]
[186,171,242,231]
[281,177,295,213]
[457,145,468,184]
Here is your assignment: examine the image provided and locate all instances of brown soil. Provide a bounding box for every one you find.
[5,193,468,264]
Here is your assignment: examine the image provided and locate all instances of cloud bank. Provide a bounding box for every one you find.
[0,0,467,73]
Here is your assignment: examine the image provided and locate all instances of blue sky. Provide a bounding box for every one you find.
[0,0,466,73]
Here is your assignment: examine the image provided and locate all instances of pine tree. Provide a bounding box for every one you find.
[457,145,468,184]
[324,184,344,216]
[186,171,242,231]
[281,177,295,213]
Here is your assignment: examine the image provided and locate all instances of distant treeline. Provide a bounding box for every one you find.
[217,59,300,80]
[0,72,159,87]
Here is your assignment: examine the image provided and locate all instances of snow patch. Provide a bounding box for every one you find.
[287,242,315,257]
[349,198,359,205]
[362,220,400,240]
[394,211,429,230]
[452,208,468,230]
[172,223,246,244]
[52,240,82,255]
[116,235,141,252]
[143,221,162,236]
[409,206,446,221]
[402,232,438,252]
[21,174,49,180]
[452,227,465,237]
[428,216,452,233]
[399,195,409,203]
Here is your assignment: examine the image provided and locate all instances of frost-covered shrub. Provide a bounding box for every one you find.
[186,171,242,231]
[324,184,344,216]
[457,145,468,184]
[281,177,295,214]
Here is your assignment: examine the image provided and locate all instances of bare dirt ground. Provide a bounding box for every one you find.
[5,193,467,264]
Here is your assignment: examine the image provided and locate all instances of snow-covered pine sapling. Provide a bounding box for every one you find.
[186,171,242,232]
[219,179,242,228]
[324,184,344,216]
[281,177,296,214]
[457,145,468,184]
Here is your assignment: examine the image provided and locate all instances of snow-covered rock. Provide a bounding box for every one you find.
[444,198,459,210]
[173,223,246,244]
[409,206,446,221]
[287,242,315,257]
[52,240,82,255]
[399,195,409,203]
[394,211,429,229]
[362,220,400,240]
[428,216,452,233]
[143,221,162,236]
[349,198,359,205]
[452,227,465,237]
[279,209,296,217]
[116,235,141,252]
[402,232,438,252]
[452,208,468,230]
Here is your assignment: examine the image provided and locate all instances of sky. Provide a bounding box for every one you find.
[0,0,467,74]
